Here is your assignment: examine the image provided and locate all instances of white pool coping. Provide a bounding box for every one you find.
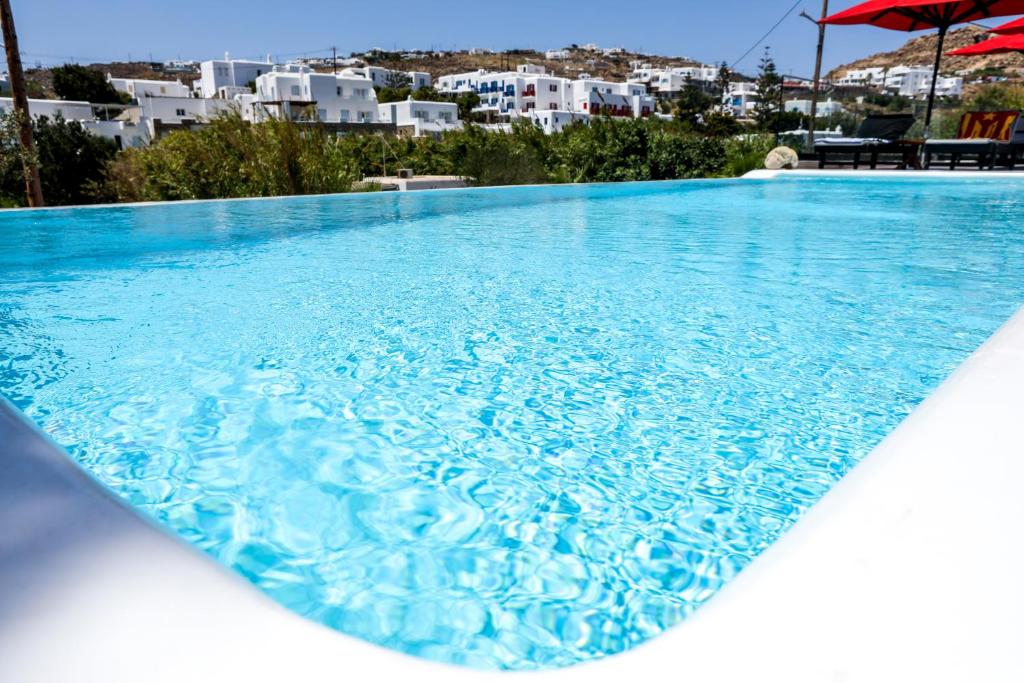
[2,177,1023,681]
[746,168,1024,180]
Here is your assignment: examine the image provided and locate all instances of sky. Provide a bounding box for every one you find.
[4,0,994,77]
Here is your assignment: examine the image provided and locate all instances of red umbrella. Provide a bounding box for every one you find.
[947,31,1024,53]
[989,16,1024,32]
[822,0,1024,134]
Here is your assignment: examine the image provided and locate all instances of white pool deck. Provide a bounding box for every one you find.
[2,171,1023,682]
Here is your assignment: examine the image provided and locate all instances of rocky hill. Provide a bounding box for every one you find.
[827,25,1024,79]
[362,47,704,82]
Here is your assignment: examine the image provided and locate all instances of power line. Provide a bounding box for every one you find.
[731,0,804,68]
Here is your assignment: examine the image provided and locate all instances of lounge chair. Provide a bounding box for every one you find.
[814,114,918,169]
[923,111,1024,170]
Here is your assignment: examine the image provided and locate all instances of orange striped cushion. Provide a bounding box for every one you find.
[956,111,1020,142]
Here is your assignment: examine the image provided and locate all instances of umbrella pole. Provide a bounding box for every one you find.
[924,24,948,139]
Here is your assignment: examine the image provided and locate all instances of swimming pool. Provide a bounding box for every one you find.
[2,177,1023,670]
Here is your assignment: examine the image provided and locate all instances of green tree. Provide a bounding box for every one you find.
[383,71,412,89]
[753,48,782,132]
[454,91,482,121]
[51,64,128,104]
[714,61,732,102]
[673,77,715,129]
[0,112,117,207]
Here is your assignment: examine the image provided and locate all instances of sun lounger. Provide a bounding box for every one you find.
[815,114,917,169]
[923,111,1024,170]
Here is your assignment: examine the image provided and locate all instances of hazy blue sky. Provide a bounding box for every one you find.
[6,0,1003,76]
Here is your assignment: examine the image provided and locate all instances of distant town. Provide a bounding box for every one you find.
[2,34,1018,151]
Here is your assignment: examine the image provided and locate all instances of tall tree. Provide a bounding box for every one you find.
[0,0,44,206]
[674,77,714,129]
[715,61,732,106]
[753,48,782,132]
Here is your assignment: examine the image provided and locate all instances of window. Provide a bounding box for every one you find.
[549,84,558,92]
[291,85,300,96]
[339,110,350,121]
[160,86,166,94]
[175,108,186,116]
[336,86,343,96]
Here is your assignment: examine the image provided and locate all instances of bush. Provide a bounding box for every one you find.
[0,112,117,207]
[90,112,747,204]
[721,134,776,177]
[98,111,360,202]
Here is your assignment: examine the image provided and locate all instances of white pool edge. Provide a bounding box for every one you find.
[744,168,1024,179]
[2,179,1023,682]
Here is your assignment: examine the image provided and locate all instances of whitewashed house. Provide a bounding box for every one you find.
[566,78,654,118]
[723,82,758,117]
[341,66,431,90]
[107,75,191,100]
[439,64,653,129]
[436,69,489,93]
[0,97,151,149]
[836,67,887,87]
[249,65,378,123]
[529,109,589,134]
[377,98,462,138]
[81,119,150,149]
[545,49,571,60]
[0,97,94,121]
[196,55,274,98]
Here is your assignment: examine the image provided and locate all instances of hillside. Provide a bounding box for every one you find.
[361,47,705,82]
[827,25,1024,79]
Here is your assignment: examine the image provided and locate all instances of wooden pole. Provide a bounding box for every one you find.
[808,0,829,146]
[0,0,44,207]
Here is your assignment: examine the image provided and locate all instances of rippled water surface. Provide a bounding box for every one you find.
[3,178,1024,669]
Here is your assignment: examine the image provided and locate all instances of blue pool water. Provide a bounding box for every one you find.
[2,177,1023,669]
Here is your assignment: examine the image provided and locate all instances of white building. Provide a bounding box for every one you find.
[341,66,431,90]
[529,109,589,134]
[81,119,150,149]
[836,67,887,88]
[545,49,571,60]
[107,75,191,100]
[249,65,378,123]
[784,97,845,117]
[196,55,274,98]
[723,82,758,117]
[567,78,653,118]
[838,65,963,99]
[0,97,151,149]
[438,64,654,128]
[163,60,199,73]
[377,98,461,138]
[0,97,94,121]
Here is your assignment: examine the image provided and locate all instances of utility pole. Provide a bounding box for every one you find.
[0,0,43,207]
[803,0,829,147]
[332,46,337,74]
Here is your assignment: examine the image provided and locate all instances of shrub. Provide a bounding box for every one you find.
[99,111,359,201]
[721,134,776,177]
[0,112,117,207]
